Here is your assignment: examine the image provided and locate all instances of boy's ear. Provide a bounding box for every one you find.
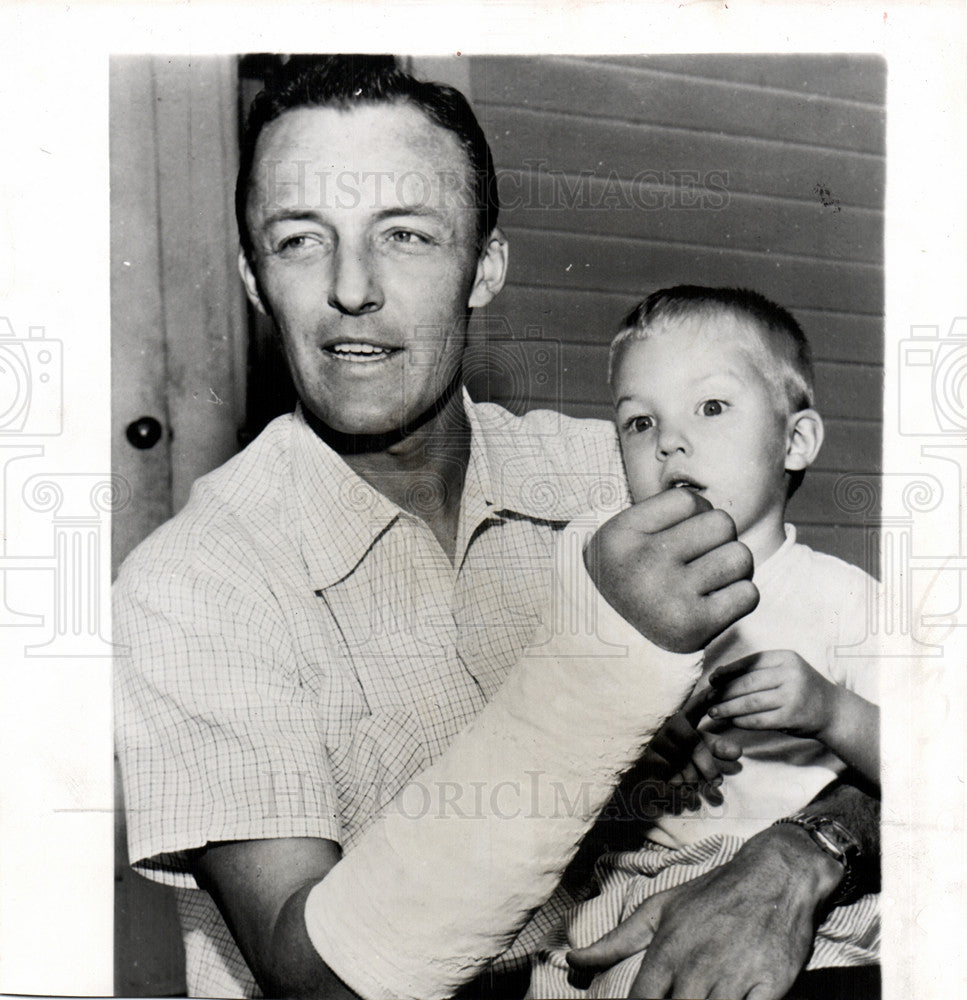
[785,408,825,472]
[238,248,269,317]
[468,228,509,309]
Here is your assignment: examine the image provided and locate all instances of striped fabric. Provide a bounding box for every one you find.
[529,836,880,999]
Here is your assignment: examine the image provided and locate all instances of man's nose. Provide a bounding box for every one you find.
[656,422,690,459]
[328,241,383,315]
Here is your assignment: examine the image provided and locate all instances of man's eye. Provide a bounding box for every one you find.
[624,415,654,433]
[388,230,431,246]
[701,399,727,417]
[276,234,322,255]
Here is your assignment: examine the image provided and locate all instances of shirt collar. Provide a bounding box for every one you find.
[754,523,797,586]
[290,391,593,590]
[462,389,610,522]
[289,406,402,591]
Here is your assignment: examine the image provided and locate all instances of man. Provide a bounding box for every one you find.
[115,55,878,999]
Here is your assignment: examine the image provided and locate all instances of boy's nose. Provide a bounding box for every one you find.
[656,423,690,459]
[328,241,384,315]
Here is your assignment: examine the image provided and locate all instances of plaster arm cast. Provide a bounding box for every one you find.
[304,518,703,1000]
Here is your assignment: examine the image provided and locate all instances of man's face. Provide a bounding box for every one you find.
[612,314,793,541]
[241,102,501,436]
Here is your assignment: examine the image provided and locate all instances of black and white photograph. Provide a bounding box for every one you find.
[0,6,965,1000]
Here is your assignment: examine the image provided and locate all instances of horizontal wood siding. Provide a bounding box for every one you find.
[464,55,884,574]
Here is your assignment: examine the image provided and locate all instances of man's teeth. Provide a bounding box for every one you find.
[330,343,393,359]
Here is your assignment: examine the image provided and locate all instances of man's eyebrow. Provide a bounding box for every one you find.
[260,209,326,228]
[259,205,451,228]
[372,205,449,224]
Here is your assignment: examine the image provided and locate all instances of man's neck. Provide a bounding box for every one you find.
[337,392,471,564]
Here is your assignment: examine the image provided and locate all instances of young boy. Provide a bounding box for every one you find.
[528,285,880,998]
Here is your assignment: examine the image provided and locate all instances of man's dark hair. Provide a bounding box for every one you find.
[610,284,815,412]
[236,54,499,257]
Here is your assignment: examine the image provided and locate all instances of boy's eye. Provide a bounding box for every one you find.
[624,415,654,434]
[701,399,727,417]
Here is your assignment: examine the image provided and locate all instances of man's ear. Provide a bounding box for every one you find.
[238,248,269,317]
[785,408,825,472]
[468,228,509,309]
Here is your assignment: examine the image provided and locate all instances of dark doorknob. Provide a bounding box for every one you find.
[126,416,164,450]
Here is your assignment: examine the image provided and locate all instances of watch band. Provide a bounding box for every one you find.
[773,812,864,907]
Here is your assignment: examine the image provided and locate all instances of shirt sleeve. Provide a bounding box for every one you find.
[114,520,342,888]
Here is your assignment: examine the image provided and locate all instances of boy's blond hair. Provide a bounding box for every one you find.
[609,285,815,417]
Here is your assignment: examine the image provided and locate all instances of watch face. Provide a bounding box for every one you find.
[806,816,862,861]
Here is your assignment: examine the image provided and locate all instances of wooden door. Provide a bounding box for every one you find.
[111,54,246,996]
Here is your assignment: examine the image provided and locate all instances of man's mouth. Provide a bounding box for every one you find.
[325,342,400,363]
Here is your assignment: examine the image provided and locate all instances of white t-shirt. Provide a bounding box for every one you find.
[648,524,878,849]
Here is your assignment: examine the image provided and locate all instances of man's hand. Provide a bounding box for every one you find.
[708,650,840,739]
[585,490,758,653]
[567,822,843,999]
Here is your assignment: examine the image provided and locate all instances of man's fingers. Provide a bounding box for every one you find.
[615,487,714,535]
[670,508,741,565]
[744,978,788,1000]
[690,741,723,783]
[678,762,703,785]
[567,898,662,971]
[700,579,760,639]
[707,736,743,761]
[688,538,754,595]
[629,952,674,999]
[682,683,717,727]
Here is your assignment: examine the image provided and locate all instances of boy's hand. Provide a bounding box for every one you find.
[707,650,841,741]
[585,490,758,653]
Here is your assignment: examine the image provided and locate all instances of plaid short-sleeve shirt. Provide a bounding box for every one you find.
[114,392,626,998]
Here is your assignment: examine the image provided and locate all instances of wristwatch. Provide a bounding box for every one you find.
[773,812,864,907]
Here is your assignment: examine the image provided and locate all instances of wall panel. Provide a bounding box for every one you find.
[466,55,885,575]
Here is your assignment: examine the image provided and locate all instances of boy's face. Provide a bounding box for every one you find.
[612,313,793,542]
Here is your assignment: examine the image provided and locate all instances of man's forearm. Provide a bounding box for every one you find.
[796,780,881,894]
[267,882,360,1000]
[750,779,880,913]
[800,780,880,857]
